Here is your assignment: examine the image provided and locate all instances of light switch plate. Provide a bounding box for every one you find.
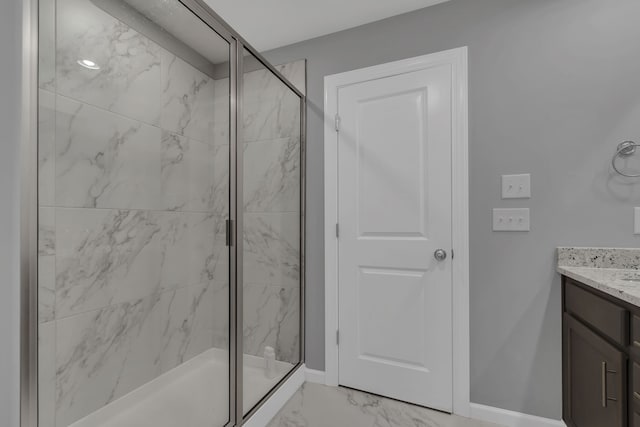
[502,174,531,199]
[493,208,530,231]
[635,208,640,235]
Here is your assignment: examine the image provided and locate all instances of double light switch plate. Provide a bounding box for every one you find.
[502,174,531,199]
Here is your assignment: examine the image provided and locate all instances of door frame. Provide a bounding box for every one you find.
[323,47,469,416]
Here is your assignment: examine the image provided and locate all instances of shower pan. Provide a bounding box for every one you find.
[21,0,305,426]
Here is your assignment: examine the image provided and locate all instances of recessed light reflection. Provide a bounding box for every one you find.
[77,59,100,70]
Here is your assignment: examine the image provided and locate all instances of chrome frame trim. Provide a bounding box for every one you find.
[23,0,306,425]
[177,0,234,43]
[226,37,238,427]
[240,54,307,425]
[20,0,39,425]
[242,361,305,421]
[178,0,302,99]
[244,48,305,100]
[300,71,307,364]
[234,41,245,425]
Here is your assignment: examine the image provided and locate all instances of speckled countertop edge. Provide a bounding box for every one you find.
[558,247,640,270]
[557,265,640,307]
[557,247,640,308]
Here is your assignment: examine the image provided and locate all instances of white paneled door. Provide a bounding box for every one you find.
[337,64,454,412]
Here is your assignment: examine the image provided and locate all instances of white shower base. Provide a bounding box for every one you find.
[70,348,294,427]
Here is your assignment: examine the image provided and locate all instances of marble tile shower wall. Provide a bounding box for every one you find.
[242,60,305,365]
[37,0,230,425]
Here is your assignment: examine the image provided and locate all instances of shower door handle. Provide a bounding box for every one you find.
[226,219,232,247]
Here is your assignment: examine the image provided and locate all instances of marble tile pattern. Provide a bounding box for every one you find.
[241,63,304,364]
[557,247,640,270]
[63,349,292,427]
[243,284,300,363]
[55,208,161,318]
[212,79,231,147]
[36,0,239,423]
[39,322,56,427]
[160,131,216,212]
[243,66,302,143]
[37,0,305,421]
[55,95,162,210]
[50,207,222,424]
[243,137,300,213]
[39,256,56,323]
[52,278,224,426]
[38,89,56,206]
[38,0,55,90]
[39,207,55,257]
[268,383,502,427]
[55,289,187,426]
[160,51,217,144]
[56,0,162,125]
[244,213,300,287]
[275,60,307,96]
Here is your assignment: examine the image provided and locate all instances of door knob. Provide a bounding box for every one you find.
[434,249,447,261]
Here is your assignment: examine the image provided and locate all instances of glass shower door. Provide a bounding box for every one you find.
[37,0,233,425]
[240,48,303,416]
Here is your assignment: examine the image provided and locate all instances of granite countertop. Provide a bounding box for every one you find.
[557,247,640,307]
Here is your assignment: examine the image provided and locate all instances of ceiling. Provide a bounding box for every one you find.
[202,0,452,52]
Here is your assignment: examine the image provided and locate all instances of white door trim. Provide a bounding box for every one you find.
[323,47,469,417]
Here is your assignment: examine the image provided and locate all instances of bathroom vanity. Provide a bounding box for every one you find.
[559,248,640,427]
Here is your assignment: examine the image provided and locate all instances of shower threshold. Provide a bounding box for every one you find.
[68,348,293,427]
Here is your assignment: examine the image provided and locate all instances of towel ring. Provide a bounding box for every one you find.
[612,141,640,178]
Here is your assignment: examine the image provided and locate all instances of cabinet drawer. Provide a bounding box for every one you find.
[565,280,628,346]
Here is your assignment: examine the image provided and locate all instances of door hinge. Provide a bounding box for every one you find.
[336,330,340,346]
[451,249,454,260]
[225,219,232,247]
[336,223,339,238]
[334,113,341,132]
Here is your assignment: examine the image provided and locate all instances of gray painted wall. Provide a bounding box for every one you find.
[0,0,24,426]
[264,0,640,419]
[3,0,640,423]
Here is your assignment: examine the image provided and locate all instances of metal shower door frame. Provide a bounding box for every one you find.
[19,0,306,425]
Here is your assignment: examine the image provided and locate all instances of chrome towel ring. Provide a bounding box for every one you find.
[612,141,640,178]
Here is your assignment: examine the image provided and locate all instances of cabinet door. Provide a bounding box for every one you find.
[631,400,640,427]
[629,356,640,426]
[564,313,626,427]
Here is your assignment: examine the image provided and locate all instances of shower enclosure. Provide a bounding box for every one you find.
[24,0,305,425]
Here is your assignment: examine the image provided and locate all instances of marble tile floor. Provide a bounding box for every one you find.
[266,383,503,427]
[68,349,293,427]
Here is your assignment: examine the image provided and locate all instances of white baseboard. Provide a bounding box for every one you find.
[305,368,326,384]
[244,364,306,427]
[469,403,566,427]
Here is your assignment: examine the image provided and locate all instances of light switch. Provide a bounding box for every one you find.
[635,208,640,235]
[502,174,531,199]
[493,208,530,231]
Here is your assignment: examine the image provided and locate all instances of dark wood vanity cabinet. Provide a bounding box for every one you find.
[563,276,635,427]
[564,313,626,426]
